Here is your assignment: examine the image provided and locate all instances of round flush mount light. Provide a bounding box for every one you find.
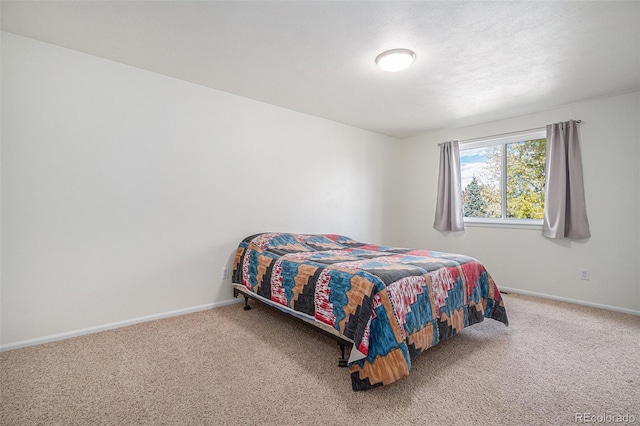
[375,48,416,72]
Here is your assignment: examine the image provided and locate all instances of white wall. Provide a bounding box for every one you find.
[2,31,637,350]
[0,30,3,345]
[394,92,640,313]
[0,32,397,346]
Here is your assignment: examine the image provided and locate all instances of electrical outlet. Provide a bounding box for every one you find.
[580,270,590,281]
[222,267,229,279]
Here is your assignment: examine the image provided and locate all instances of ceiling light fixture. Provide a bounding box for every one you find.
[375,48,416,72]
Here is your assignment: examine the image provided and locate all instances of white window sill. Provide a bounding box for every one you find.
[463,218,543,230]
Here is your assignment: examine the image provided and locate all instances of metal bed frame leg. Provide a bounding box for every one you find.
[234,287,252,310]
[243,296,252,311]
[338,343,348,368]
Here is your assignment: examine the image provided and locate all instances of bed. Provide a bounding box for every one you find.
[232,233,508,391]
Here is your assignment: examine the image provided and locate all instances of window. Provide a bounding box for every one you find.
[460,130,546,226]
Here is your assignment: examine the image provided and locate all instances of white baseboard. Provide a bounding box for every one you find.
[0,298,243,352]
[3,289,636,352]
[499,287,640,316]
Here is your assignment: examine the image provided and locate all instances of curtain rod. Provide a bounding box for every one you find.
[438,120,582,146]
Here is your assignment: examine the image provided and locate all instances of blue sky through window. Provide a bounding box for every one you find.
[460,147,491,190]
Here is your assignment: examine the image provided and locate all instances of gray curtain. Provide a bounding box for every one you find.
[434,141,464,232]
[542,120,590,239]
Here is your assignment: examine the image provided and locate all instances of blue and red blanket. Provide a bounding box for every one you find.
[232,233,508,391]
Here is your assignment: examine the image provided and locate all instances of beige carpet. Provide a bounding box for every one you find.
[1,293,638,425]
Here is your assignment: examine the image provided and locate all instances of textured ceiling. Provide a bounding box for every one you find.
[2,1,639,138]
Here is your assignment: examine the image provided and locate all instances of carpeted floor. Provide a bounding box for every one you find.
[1,293,638,425]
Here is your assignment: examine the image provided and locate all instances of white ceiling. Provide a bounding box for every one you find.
[2,1,639,138]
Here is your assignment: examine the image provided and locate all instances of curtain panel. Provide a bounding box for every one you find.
[434,141,464,232]
[542,120,591,239]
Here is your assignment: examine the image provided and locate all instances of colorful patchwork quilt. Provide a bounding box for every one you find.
[232,233,508,391]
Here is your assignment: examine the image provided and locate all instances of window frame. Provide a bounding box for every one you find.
[460,129,546,228]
